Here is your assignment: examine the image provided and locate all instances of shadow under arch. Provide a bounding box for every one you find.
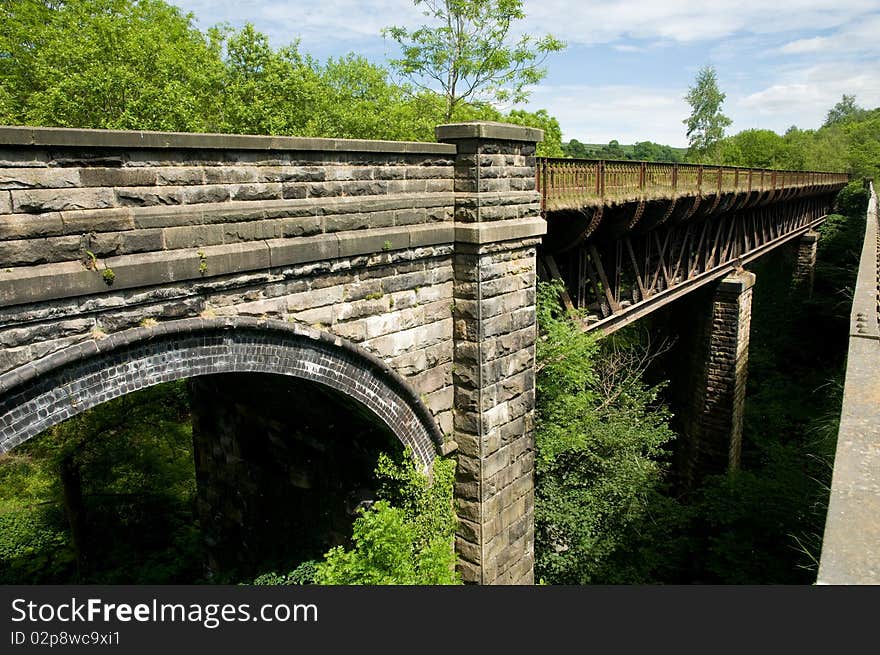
[0,317,443,466]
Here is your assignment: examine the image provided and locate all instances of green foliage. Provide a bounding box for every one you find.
[0,0,226,130]
[683,66,732,161]
[383,0,564,121]
[0,381,201,584]
[824,94,867,128]
[834,180,870,218]
[0,507,73,583]
[717,129,787,168]
[251,561,319,586]
[715,99,880,181]
[1,1,566,150]
[562,139,684,162]
[313,454,459,585]
[534,281,683,584]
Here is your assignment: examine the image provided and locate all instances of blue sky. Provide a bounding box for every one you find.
[171,0,880,147]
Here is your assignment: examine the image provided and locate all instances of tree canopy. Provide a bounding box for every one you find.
[0,0,564,154]
[383,0,564,121]
[683,65,732,161]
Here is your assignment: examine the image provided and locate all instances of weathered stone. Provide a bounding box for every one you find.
[0,168,81,189]
[12,187,116,213]
[0,122,550,587]
[230,183,282,201]
[115,187,183,207]
[156,167,205,186]
[183,185,230,204]
[0,212,64,240]
[60,208,135,234]
[681,270,755,487]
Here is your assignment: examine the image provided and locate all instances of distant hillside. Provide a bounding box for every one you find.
[562,139,687,163]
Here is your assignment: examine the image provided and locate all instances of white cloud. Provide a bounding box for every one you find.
[174,1,879,49]
[777,14,880,56]
[526,84,691,146]
[174,0,423,50]
[736,61,880,128]
[779,36,829,54]
[611,44,644,53]
[522,0,878,46]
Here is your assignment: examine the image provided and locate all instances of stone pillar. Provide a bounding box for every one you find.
[437,122,546,585]
[682,270,755,487]
[792,230,819,297]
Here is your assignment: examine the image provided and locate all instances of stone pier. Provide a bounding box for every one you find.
[682,270,756,486]
[437,122,546,584]
[792,230,819,297]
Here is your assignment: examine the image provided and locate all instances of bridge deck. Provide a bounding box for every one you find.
[818,182,880,584]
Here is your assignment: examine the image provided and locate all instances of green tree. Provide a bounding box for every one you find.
[214,24,323,136]
[534,282,685,584]
[683,66,733,161]
[504,108,564,156]
[313,454,459,585]
[563,139,591,158]
[718,129,787,168]
[0,0,225,130]
[823,94,866,128]
[383,0,564,121]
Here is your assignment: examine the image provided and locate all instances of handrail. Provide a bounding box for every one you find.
[536,157,851,211]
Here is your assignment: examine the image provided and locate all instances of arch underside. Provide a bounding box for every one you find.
[0,318,442,465]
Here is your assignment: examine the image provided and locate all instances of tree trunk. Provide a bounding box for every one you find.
[59,453,89,580]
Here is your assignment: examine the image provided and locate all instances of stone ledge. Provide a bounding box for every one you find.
[454,217,547,245]
[0,125,457,155]
[435,121,544,144]
[0,224,456,307]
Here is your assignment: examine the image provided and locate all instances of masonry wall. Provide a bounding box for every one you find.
[0,129,459,442]
[0,123,547,585]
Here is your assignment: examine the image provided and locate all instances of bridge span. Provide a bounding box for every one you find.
[0,121,853,583]
[536,158,848,332]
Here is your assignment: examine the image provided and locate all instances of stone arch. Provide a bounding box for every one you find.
[0,317,443,466]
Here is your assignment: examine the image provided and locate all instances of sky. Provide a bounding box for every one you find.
[170,0,880,147]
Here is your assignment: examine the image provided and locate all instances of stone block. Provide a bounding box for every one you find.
[266,235,339,268]
[156,167,205,186]
[115,186,183,207]
[0,168,81,189]
[230,183,283,201]
[0,212,64,240]
[163,224,225,250]
[12,187,116,213]
[183,185,230,204]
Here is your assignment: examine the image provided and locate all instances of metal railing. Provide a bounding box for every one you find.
[536,158,851,210]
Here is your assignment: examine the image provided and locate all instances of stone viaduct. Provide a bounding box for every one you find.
[0,122,849,584]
